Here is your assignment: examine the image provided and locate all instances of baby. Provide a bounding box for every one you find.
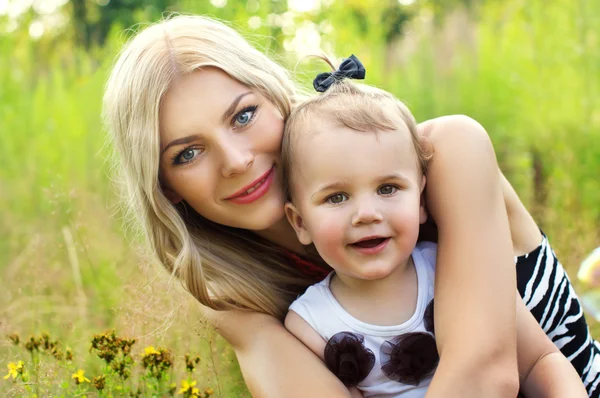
[281,57,587,397]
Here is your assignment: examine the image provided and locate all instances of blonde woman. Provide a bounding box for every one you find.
[103,15,599,397]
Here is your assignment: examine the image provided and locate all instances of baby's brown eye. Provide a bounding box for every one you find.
[378,185,397,195]
[327,193,348,204]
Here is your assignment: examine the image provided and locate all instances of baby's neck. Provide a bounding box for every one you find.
[330,256,418,326]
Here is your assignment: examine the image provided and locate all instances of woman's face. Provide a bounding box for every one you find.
[159,67,286,231]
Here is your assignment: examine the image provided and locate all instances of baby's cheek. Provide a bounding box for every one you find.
[311,218,347,268]
[393,210,422,250]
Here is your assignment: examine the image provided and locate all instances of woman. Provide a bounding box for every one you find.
[103,15,598,397]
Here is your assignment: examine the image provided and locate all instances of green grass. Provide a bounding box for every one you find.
[1,0,599,395]
[0,29,247,398]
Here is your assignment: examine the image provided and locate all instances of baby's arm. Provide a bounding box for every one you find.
[285,310,364,398]
[515,294,587,397]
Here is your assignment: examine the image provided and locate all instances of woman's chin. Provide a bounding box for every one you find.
[220,202,286,232]
[241,195,287,231]
[243,210,287,232]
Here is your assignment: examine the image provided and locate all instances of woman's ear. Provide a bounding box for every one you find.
[419,175,428,224]
[163,187,183,204]
[284,202,313,245]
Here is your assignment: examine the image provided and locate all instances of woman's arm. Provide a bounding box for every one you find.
[200,305,352,397]
[420,115,520,397]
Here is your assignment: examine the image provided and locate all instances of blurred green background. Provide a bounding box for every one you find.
[1,0,599,396]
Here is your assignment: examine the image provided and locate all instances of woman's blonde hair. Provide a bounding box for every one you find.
[103,14,316,319]
[282,57,430,200]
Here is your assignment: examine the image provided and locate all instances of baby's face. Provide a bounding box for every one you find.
[286,120,427,281]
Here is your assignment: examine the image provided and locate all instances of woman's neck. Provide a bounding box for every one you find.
[253,216,306,253]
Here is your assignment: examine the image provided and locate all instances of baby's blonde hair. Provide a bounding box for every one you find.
[282,61,430,200]
[103,15,314,319]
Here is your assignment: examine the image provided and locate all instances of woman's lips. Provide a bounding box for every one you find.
[226,167,275,204]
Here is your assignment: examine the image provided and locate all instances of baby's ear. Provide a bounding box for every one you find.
[284,202,313,245]
[419,175,428,224]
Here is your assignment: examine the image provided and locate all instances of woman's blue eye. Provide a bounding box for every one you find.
[327,193,348,204]
[172,147,203,165]
[236,111,251,124]
[234,106,258,127]
[182,149,196,161]
[378,185,397,195]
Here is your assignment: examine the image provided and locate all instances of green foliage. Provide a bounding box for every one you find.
[1,0,599,395]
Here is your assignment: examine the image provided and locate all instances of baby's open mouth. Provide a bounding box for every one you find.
[350,238,389,248]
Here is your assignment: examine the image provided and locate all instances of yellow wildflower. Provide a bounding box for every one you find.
[72,369,90,384]
[178,380,200,396]
[144,346,160,356]
[4,361,24,380]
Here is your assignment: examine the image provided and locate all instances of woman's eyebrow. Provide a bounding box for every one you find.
[161,134,200,156]
[221,91,253,123]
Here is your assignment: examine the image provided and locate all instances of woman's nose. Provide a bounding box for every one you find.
[351,198,383,226]
[219,141,254,178]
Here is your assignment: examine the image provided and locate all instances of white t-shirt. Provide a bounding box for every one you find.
[289,242,438,398]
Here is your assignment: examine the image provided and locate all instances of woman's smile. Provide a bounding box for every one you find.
[225,166,276,204]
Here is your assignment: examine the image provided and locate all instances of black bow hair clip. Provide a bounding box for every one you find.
[313,54,366,93]
[324,331,375,387]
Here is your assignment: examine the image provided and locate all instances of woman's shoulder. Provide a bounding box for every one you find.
[418,115,491,150]
[417,114,496,175]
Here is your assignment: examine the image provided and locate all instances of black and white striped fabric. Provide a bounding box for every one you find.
[516,234,600,397]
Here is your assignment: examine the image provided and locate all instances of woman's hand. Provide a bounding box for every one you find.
[200,305,352,397]
[419,115,520,397]
[515,293,587,397]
